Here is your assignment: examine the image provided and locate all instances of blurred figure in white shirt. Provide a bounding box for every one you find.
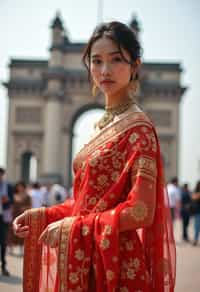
[46,184,67,207]
[167,177,181,223]
[29,182,43,209]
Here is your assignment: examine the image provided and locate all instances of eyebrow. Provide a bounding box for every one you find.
[91,50,121,58]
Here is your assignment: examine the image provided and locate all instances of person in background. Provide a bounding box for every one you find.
[167,177,181,223]
[180,183,191,242]
[191,180,200,246]
[0,167,13,276]
[8,181,31,255]
[29,182,43,209]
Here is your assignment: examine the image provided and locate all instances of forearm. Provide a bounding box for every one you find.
[46,199,74,224]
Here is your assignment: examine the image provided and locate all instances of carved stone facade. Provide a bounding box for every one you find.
[3,13,186,186]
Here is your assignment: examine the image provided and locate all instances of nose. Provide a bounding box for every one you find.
[101,62,111,76]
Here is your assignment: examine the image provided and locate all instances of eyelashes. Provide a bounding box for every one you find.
[91,57,123,65]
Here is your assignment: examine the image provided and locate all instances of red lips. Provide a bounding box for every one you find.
[100,79,115,85]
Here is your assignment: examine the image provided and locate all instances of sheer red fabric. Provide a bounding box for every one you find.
[23,112,176,292]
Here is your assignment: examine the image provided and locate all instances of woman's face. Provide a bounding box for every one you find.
[17,184,25,193]
[90,37,134,96]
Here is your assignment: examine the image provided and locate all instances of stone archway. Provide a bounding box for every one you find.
[21,151,38,183]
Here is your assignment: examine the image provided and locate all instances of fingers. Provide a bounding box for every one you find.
[15,226,30,238]
[13,213,26,233]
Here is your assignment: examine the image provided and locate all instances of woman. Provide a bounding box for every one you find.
[8,181,31,255]
[13,21,175,292]
[191,181,200,246]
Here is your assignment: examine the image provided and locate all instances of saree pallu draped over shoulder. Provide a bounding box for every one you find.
[23,112,176,292]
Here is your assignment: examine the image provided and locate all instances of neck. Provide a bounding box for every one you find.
[105,87,130,109]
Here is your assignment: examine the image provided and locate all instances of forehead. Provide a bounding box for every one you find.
[90,36,128,57]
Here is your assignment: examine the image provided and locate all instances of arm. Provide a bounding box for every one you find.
[119,126,158,232]
[119,154,157,232]
[45,198,75,224]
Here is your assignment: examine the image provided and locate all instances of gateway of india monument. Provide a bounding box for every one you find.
[3,12,186,188]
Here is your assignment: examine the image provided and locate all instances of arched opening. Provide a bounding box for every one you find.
[21,151,38,183]
[68,107,104,187]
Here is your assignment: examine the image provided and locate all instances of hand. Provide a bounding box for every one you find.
[13,213,30,238]
[38,219,63,248]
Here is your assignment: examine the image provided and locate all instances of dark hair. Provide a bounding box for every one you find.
[194,180,200,193]
[171,177,178,184]
[15,181,26,193]
[82,21,142,82]
[0,168,5,175]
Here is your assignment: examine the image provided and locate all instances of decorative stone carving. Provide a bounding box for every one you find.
[15,107,41,123]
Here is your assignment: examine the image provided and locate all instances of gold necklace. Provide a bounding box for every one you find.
[96,98,135,130]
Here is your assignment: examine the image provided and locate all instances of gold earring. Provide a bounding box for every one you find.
[92,84,98,97]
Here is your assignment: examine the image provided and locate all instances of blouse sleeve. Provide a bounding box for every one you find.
[45,199,75,224]
[119,125,158,232]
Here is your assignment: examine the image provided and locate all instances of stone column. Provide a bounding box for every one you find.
[41,89,63,183]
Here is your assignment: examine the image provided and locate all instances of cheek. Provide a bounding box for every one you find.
[90,66,101,82]
[115,66,131,83]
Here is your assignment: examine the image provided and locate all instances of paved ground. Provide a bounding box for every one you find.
[0,220,199,291]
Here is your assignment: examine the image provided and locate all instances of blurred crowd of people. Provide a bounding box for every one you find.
[167,176,200,245]
[0,166,200,277]
[0,167,72,276]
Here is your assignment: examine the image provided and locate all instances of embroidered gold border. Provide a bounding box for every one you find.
[58,217,76,292]
[23,207,46,292]
[74,112,153,169]
[131,155,158,182]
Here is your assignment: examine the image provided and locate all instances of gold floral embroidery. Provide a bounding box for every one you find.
[100,238,110,250]
[106,270,115,281]
[69,272,79,284]
[133,258,140,270]
[103,225,112,236]
[131,155,157,182]
[130,201,148,222]
[128,132,139,144]
[82,225,90,236]
[73,112,152,171]
[127,268,136,280]
[88,197,97,205]
[97,199,108,211]
[111,171,120,181]
[74,249,85,261]
[97,174,108,186]
[89,157,98,167]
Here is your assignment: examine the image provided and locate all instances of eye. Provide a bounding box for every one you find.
[91,59,102,65]
[112,56,123,62]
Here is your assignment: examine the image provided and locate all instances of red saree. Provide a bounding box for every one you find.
[23,112,176,292]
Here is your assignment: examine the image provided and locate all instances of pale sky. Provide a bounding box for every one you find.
[0,0,199,188]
